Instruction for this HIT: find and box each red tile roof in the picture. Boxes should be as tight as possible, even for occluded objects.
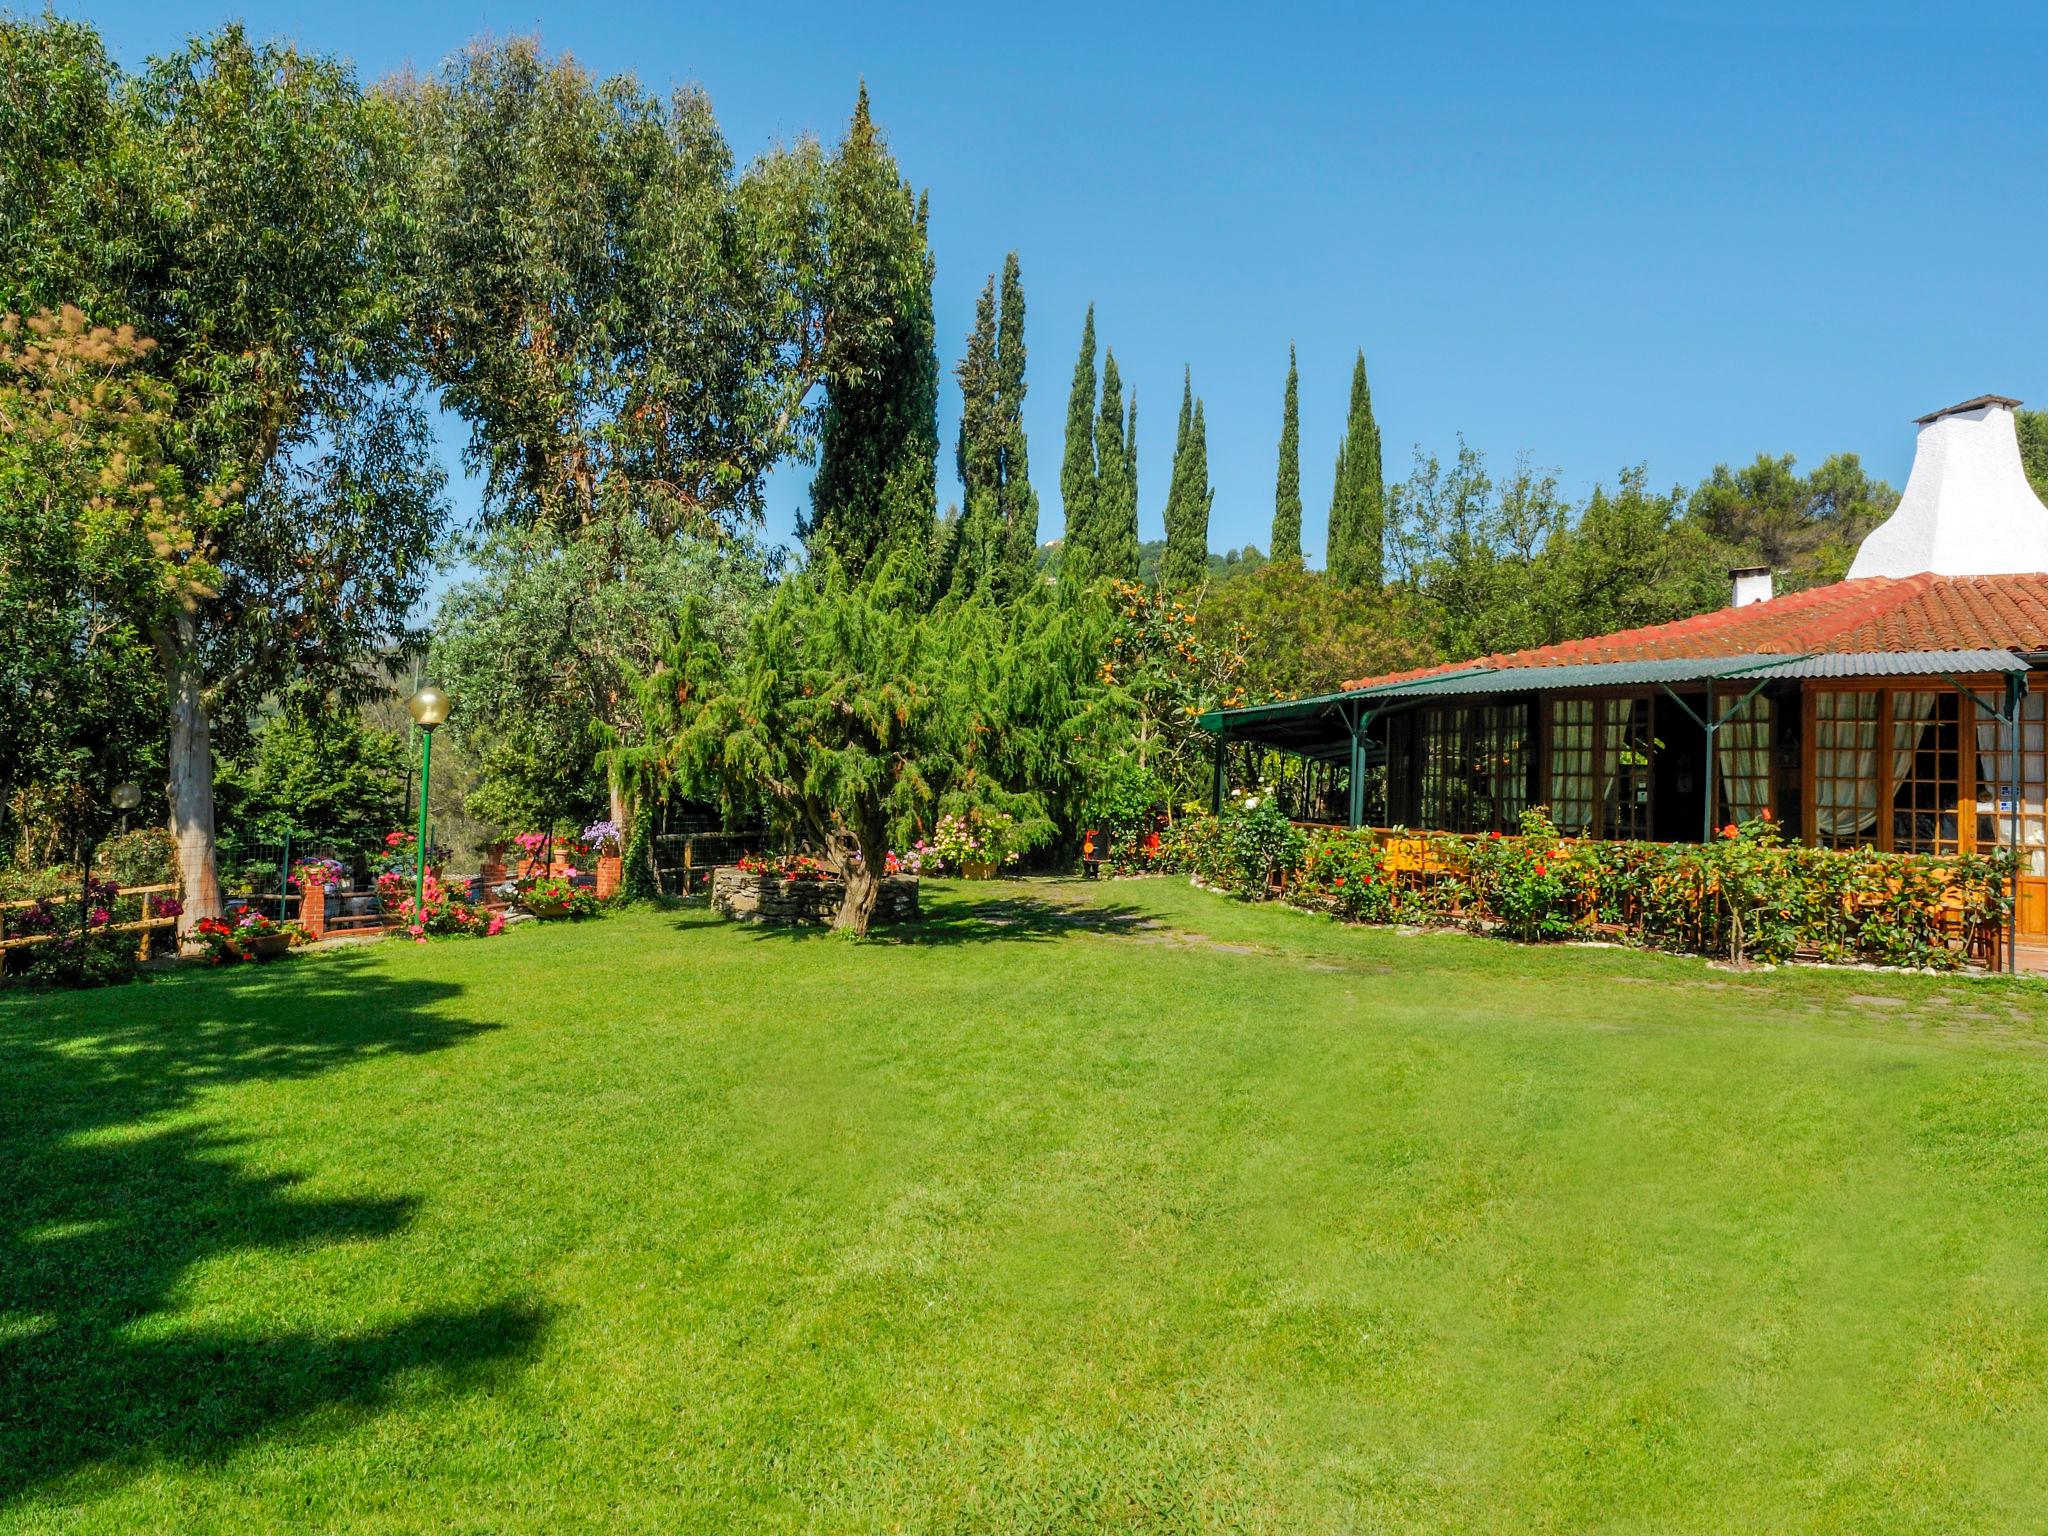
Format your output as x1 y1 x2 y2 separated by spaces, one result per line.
1342 574 2048 691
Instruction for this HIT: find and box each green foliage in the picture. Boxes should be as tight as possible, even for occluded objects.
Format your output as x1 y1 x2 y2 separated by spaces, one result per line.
1213 785 1306 899
994 255 1040 594
945 255 1039 602
1272 345 1303 564
1197 562 1435 700
431 521 773 833
1326 350 1384 588
18 928 140 989
1686 451 1897 591
400 39 844 544
808 90 940 595
212 702 408 867
1092 350 1138 582
620 562 1081 932
1098 580 1247 809
1159 373 1213 593
2020 410 2048 503
619 815 659 903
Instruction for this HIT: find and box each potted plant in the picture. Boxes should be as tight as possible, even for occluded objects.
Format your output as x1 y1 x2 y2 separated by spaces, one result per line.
232 909 295 959
520 875 579 919
930 810 1020 880
584 819 624 898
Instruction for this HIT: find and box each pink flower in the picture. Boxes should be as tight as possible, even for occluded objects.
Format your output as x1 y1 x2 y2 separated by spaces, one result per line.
486 916 504 936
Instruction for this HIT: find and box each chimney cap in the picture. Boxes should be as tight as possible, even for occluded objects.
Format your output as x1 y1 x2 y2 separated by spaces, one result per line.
1915 394 2022 426
1727 564 1772 578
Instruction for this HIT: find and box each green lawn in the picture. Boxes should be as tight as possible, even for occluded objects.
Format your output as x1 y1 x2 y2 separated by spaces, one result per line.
6 879 2048 1533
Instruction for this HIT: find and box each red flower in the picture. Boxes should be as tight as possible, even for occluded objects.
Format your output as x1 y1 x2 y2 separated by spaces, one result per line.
1535 862 1548 876
1489 831 1502 841
1721 823 1739 840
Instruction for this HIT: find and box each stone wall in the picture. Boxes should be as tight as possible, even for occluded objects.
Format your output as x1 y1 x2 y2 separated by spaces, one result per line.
710 867 920 926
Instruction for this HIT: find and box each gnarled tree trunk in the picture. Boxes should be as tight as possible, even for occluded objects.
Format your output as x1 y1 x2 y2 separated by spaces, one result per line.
827 818 889 937
155 615 220 936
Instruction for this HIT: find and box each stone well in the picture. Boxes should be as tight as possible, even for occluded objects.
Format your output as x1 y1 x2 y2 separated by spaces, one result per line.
709 866 919 926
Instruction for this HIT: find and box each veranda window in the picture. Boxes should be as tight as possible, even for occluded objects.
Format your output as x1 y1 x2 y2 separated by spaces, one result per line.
1808 685 2004 856
1418 703 1531 834
1974 692 2048 875
1547 699 1596 834
1544 696 1653 839
1600 697 1653 840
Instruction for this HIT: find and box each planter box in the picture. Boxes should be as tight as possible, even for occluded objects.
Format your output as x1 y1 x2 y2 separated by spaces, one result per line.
524 898 571 920
244 932 292 960
710 867 919 926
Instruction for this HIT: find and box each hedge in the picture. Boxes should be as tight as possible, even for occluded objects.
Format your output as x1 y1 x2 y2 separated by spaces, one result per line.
1159 802 2014 971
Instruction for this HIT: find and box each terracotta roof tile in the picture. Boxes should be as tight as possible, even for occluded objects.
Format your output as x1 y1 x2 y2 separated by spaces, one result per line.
1341 574 2048 691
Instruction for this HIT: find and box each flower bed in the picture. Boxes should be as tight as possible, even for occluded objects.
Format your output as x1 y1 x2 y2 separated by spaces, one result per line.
711 865 919 926
1159 806 2013 971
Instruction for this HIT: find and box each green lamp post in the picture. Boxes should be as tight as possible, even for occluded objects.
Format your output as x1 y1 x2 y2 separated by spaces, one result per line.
406 684 451 911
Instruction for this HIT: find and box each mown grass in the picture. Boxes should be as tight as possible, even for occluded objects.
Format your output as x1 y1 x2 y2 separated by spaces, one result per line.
5 877 2048 1533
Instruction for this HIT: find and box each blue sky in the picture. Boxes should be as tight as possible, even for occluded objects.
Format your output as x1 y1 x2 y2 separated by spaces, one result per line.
60 0 2048 565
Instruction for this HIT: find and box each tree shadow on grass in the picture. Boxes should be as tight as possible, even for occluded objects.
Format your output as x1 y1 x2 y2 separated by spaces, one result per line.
732 891 1163 948
0 955 544 1506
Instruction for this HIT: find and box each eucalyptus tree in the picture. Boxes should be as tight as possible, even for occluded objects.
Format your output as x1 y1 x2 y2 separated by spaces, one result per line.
0 19 445 929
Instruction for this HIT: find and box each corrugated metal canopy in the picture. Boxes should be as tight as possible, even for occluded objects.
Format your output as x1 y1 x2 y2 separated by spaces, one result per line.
1725 648 2026 678
1360 655 1806 698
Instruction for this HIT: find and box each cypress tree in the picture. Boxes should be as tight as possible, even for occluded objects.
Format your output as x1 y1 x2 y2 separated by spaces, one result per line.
995 252 1040 597
1272 344 1303 563
1160 371 1212 592
1060 304 1098 575
806 85 938 599
948 277 1004 598
1093 348 1138 583
1326 348 1384 589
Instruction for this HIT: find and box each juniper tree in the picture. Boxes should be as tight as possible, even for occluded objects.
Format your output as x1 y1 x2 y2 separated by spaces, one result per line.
995 253 1040 596
948 278 1005 598
805 89 940 598
1094 349 1139 582
1273 345 1303 563
1060 305 1099 575
1160 373 1213 592
1326 349 1385 588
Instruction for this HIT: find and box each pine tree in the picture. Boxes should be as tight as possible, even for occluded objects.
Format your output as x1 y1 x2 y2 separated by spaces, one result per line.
1272 344 1303 564
1093 348 1138 582
995 252 1040 597
1161 371 1212 592
948 277 1005 597
1060 305 1099 575
1325 348 1384 588
806 85 938 598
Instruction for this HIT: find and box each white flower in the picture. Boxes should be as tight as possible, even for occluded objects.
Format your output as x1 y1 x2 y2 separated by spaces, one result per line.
1244 796 1260 810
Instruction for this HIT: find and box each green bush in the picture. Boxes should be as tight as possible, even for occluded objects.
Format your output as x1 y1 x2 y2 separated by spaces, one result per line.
1159 810 2012 971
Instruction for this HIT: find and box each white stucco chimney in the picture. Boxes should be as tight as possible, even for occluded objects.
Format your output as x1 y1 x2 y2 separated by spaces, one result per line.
1847 395 2048 579
1729 565 1774 607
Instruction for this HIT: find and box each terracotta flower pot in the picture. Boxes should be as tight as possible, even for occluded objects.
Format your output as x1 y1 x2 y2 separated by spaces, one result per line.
595 853 622 900
962 859 997 880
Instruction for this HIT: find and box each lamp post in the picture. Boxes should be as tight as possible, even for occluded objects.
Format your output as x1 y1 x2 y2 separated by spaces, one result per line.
84 781 143 933
406 685 451 912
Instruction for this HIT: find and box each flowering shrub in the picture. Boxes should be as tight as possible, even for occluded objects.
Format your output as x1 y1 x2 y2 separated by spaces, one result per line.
736 853 835 881
581 820 623 854
1214 787 1307 899
1158 810 2013 971
391 872 503 938
21 930 138 988
928 811 1023 873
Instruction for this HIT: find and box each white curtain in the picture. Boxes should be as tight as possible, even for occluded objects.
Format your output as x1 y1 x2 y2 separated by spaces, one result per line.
1714 697 1773 825
1976 695 2048 875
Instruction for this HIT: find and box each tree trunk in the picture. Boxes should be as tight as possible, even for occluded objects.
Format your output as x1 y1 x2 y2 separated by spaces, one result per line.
156 616 220 936
828 821 888 937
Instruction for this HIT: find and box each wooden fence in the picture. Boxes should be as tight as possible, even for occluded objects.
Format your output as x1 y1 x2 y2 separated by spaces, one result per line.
0 883 181 978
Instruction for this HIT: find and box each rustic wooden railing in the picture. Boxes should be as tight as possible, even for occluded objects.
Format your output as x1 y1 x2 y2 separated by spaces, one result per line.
0 882 181 978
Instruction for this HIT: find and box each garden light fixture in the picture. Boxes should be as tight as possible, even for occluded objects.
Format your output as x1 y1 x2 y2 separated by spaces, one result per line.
406 684 452 912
